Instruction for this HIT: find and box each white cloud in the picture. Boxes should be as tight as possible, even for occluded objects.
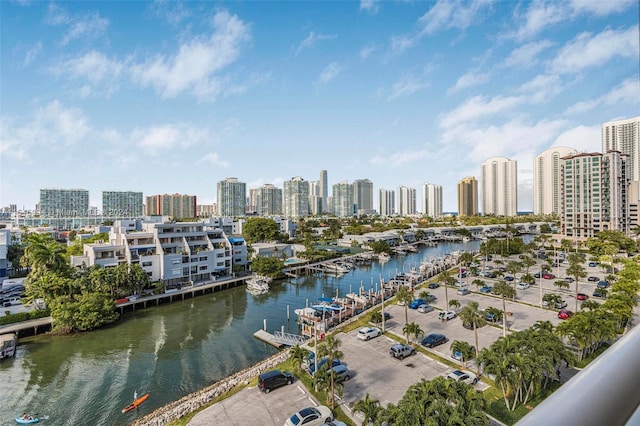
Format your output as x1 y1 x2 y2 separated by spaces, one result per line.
570 0 634 16
371 148 431 167
550 26 638 74
23 42 42 66
517 74 563 103
389 70 431 99
389 34 416 55
553 124 601 152
318 62 342 84
512 2 568 40
297 31 337 53
447 70 490 94
503 40 554 68
359 45 375 59
130 10 251 99
198 152 230 168
418 0 493 35
151 0 191 25
439 95 525 129
46 4 109 46
565 77 640 114
133 123 213 154
360 0 379 14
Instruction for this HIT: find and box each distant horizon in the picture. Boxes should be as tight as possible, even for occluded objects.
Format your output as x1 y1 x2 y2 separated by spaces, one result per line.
2 1 638 212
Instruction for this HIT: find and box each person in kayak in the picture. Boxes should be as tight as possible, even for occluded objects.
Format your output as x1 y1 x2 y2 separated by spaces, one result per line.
21 413 34 420
133 390 138 402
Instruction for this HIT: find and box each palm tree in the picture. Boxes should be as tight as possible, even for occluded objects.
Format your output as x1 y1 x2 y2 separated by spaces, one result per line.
532 320 554 333
402 321 423 345
418 290 433 302
396 285 413 326
553 280 570 292
370 311 382 326
450 340 475 367
458 301 486 369
472 278 485 291
492 281 516 337
439 269 455 308
353 393 382 425
567 253 587 312
318 335 343 409
449 299 461 312
288 345 309 373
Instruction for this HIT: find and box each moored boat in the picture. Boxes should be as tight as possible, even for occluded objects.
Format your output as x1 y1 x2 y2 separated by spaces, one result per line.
245 275 271 293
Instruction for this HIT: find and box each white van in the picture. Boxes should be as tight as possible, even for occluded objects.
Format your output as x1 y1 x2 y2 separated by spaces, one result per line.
3 297 22 307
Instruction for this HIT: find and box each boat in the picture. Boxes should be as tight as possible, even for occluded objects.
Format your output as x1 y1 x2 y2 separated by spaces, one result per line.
15 416 38 424
1 333 17 359
245 275 271 293
121 393 149 413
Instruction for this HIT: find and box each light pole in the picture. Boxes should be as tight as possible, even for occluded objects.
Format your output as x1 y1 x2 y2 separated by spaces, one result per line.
539 265 543 306
380 275 386 333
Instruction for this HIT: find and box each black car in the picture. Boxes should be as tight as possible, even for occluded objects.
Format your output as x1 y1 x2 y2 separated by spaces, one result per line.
258 369 294 393
428 282 440 289
421 333 448 348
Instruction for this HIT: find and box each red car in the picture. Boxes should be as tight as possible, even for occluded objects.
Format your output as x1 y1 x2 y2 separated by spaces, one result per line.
558 309 573 320
577 293 589 300
542 273 555 280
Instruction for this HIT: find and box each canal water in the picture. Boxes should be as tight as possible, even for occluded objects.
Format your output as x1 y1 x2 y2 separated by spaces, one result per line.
0 241 482 426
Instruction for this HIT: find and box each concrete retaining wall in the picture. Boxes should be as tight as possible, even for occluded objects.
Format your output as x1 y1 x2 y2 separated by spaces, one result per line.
131 349 291 426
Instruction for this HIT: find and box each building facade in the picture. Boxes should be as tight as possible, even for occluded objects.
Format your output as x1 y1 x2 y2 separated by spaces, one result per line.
319 170 328 213
308 180 322 215
533 147 577 216
561 151 630 239
39 188 89 217
283 176 309 218
145 194 197 218
398 186 416 216
102 191 144 217
379 189 395 217
602 116 640 181
256 184 283 216
217 178 246 217
353 179 374 212
422 183 442 218
457 177 478 216
481 157 518 216
332 181 355 217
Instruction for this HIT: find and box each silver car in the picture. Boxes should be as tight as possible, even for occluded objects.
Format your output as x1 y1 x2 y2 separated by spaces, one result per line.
418 304 434 313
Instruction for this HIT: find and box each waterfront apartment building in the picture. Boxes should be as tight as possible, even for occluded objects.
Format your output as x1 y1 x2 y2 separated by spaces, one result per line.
353 179 374 212
481 157 518 216
256 184 283 216
422 183 442 218
602 116 640 181
39 188 89 217
308 180 322 215
560 151 631 239
196 204 216 217
533 147 577 216
379 189 395 217
145 194 197 218
247 188 259 215
102 191 143 217
457 177 478 216
283 176 309 218
319 170 328 213
333 181 355 217
398 186 417 216
217 178 246 217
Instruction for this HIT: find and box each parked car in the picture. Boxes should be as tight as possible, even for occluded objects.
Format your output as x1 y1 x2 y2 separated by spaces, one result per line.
428 282 440 289
564 277 574 283
408 298 426 309
357 327 382 341
421 333 448 348
451 347 475 361
588 262 597 267
587 276 599 282
457 288 471 296
577 293 589 300
558 309 573 320
309 358 341 376
504 275 514 282
597 281 610 288
479 285 493 293
418 304 434 313
390 344 416 360
516 282 530 290
258 369 294 393
593 288 606 298
485 311 500 323
542 273 555 279
534 272 541 278
542 300 567 309
331 365 351 383
285 406 333 426
438 310 456 321
447 369 478 385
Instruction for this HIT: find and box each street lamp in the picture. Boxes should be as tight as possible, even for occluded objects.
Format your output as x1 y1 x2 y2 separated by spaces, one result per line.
539 265 543 306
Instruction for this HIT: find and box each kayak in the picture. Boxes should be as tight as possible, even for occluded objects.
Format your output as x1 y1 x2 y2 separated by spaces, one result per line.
15 417 39 424
121 393 149 413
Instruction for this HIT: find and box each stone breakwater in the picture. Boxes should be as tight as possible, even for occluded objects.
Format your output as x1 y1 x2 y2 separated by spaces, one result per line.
131 349 291 426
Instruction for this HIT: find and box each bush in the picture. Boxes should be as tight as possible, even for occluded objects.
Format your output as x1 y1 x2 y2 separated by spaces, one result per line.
0 309 50 325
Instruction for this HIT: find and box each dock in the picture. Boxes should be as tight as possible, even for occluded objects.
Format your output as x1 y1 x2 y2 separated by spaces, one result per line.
253 330 285 349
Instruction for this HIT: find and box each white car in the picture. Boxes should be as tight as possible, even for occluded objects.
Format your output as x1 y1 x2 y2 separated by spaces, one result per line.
447 369 478 385
438 310 456 321
516 282 530 290
357 327 382 341
285 406 333 426
418 304 434 313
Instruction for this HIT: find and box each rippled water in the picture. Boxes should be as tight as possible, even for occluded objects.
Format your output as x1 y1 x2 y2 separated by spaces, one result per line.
0 241 482 426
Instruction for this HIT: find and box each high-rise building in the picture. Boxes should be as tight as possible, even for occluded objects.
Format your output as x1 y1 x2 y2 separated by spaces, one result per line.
217 178 246 217
481 157 518 216
457 177 478 216
308 180 322 215
39 188 89 217
319 170 328 213
353 179 374 212
102 191 143 217
533 147 577 216
332 181 355 217
145 193 197 218
561 151 631 238
422 183 442 218
379 189 395 217
196 204 216 217
256 184 283 216
398 186 416 216
283 176 309 218
602 116 640 181
247 188 259 215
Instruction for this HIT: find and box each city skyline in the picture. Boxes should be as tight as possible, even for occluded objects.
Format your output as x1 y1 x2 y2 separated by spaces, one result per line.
1 1 639 212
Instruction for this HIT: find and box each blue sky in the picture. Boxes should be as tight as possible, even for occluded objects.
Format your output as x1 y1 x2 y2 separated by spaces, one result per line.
1 0 639 213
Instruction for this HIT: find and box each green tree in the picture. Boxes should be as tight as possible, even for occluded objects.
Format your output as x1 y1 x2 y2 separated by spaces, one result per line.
450 340 475 367
242 217 280 243
288 345 309 373
250 255 284 277
554 280 570 291
458 301 486 369
492 281 516 337
439 269 455 308
317 335 343 409
395 285 413 327
353 393 382 425
449 299 461 312
402 321 424 345
567 252 587 312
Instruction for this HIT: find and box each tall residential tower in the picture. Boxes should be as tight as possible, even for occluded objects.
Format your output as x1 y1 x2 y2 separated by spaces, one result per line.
481 157 517 216
457 177 478 216
217 178 246 217
602 116 640 181
422 183 442 218
533 147 577 215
